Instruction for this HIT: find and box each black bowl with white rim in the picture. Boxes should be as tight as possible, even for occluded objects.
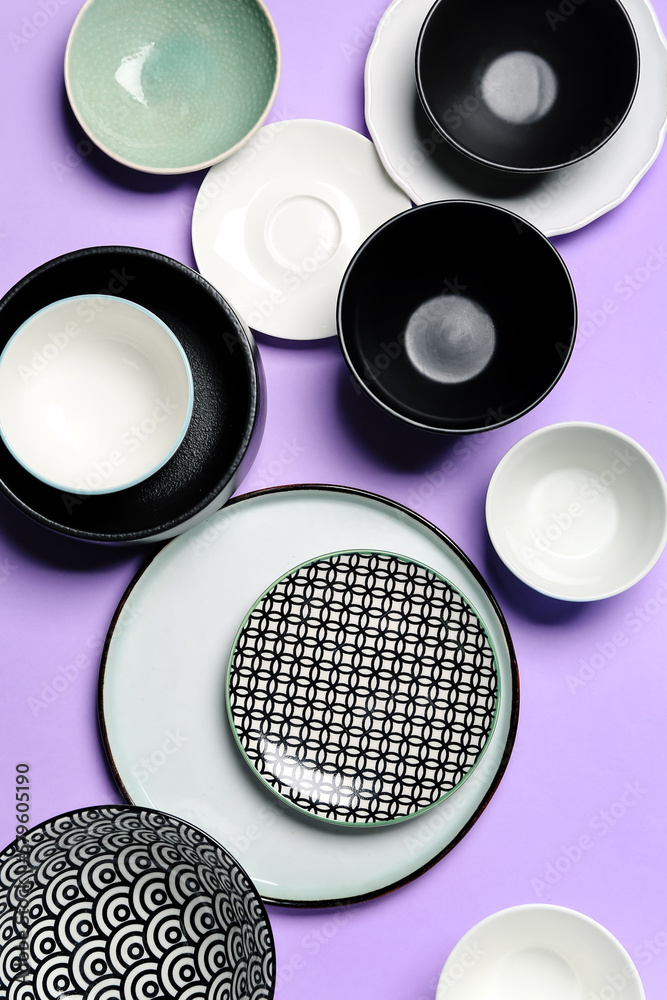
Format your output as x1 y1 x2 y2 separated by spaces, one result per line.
0 246 264 543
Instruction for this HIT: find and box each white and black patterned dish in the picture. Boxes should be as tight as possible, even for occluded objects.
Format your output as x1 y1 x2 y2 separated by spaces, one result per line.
0 805 275 1000
365 0 667 235
99 486 519 906
227 550 499 825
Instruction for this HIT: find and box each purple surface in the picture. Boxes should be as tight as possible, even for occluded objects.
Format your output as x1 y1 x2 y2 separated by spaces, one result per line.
1 0 667 996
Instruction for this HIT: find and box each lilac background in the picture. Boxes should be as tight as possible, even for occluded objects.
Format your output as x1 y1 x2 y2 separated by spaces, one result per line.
1 0 667 996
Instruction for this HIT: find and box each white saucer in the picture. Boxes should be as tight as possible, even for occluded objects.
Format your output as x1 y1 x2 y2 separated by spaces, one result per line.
100 486 519 906
486 422 667 601
191 119 411 340
0 295 193 494
365 0 667 236
435 904 645 1000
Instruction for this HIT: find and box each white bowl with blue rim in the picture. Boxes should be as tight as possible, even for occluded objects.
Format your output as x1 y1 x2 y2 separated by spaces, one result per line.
0 294 193 495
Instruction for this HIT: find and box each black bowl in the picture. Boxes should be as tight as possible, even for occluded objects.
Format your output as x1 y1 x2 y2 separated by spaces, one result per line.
416 0 640 173
0 247 265 543
336 201 577 434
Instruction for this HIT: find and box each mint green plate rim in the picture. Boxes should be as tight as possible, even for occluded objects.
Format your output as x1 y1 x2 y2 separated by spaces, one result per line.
63 0 282 176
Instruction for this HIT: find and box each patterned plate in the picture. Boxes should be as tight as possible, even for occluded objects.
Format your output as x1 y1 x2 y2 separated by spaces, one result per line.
0 805 275 1000
227 550 499 825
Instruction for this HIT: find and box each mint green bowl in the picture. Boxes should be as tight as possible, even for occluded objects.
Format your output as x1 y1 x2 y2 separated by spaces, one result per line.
65 0 281 174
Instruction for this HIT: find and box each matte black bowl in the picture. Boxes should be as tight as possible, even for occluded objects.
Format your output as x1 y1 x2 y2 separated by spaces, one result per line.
337 201 577 434
416 0 640 173
0 247 265 543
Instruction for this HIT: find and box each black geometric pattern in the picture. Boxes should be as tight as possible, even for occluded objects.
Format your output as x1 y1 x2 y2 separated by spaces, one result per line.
0 806 274 1000
228 551 498 824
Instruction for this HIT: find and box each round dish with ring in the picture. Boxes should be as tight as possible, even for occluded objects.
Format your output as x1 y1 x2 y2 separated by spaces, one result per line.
99 485 520 907
192 119 411 340
226 549 500 826
0 246 264 544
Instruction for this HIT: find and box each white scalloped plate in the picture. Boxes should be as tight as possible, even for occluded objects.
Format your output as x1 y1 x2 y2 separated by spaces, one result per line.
365 0 667 235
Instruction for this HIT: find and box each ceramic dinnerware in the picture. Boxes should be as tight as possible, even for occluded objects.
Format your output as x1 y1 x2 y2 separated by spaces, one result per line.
192 119 411 340
0 246 264 544
435 904 645 999
0 295 193 494
485 422 667 601
416 0 639 173
64 0 281 174
226 549 500 826
337 200 577 434
365 0 667 235
99 485 519 907
0 804 275 1000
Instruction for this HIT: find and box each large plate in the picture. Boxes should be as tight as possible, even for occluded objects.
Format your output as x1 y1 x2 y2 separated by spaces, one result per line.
99 486 519 907
365 0 667 236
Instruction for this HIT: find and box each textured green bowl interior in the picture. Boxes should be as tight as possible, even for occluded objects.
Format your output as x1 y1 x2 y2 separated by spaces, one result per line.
67 0 279 171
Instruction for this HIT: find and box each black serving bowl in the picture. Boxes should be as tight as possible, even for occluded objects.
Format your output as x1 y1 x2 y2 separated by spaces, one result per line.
416 0 640 173
0 246 265 543
337 201 577 434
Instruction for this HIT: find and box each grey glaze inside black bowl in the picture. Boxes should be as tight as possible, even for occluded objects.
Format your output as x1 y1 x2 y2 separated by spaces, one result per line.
337 201 577 434
0 247 264 543
416 0 640 173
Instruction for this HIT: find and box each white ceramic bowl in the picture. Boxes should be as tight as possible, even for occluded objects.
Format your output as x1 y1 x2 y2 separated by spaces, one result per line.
436 903 644 1000
0 295 193 494
435 904 645 999
486 422 667 601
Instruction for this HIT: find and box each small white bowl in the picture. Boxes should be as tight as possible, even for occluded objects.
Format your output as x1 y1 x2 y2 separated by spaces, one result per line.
0 295 193 494
436 904 645 1000
486 422 667 601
